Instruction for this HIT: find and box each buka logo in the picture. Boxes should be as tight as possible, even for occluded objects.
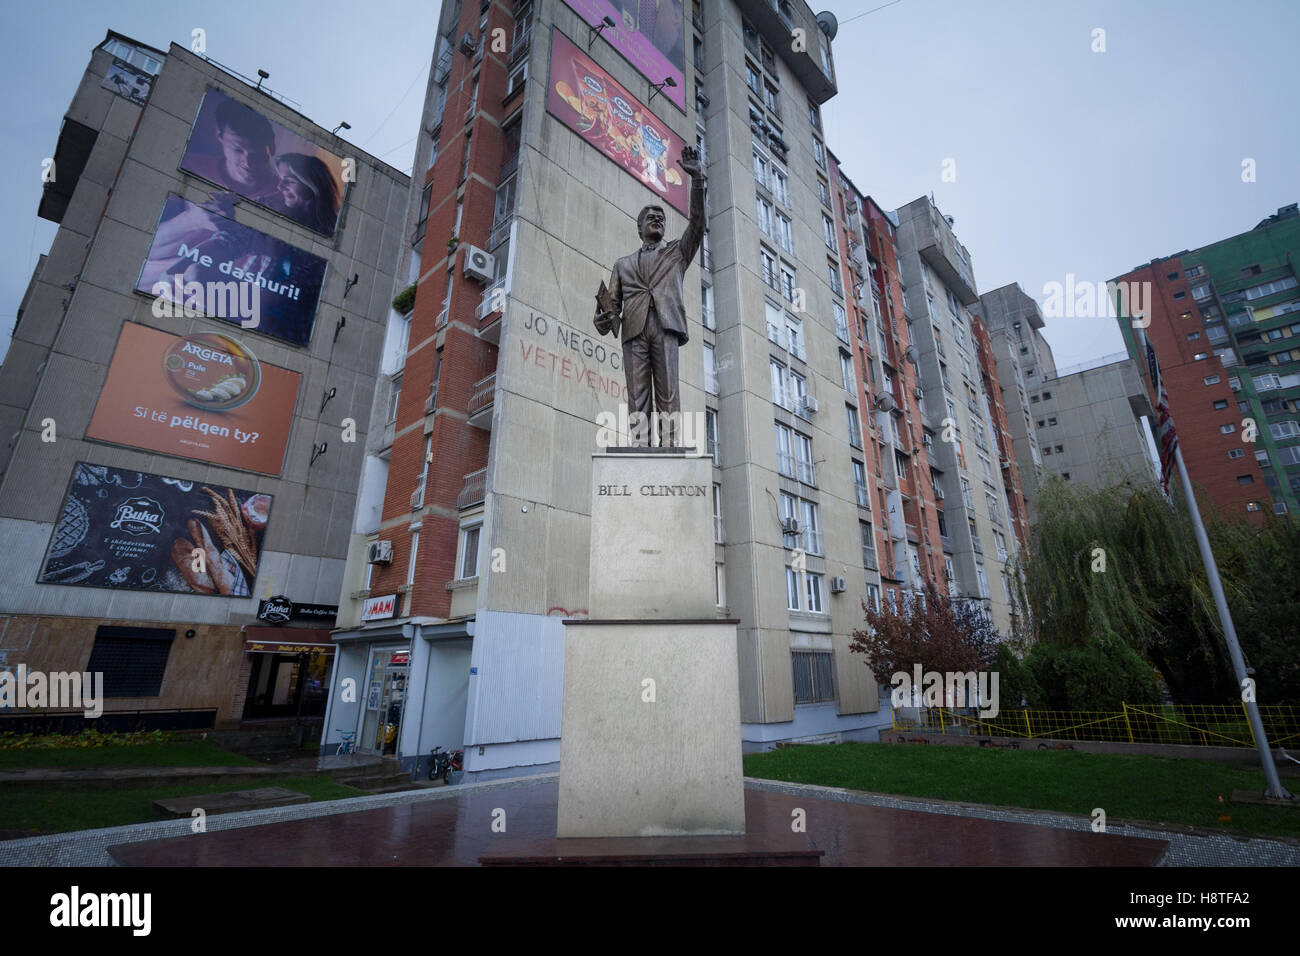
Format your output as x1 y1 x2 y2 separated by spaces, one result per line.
108 497 165 536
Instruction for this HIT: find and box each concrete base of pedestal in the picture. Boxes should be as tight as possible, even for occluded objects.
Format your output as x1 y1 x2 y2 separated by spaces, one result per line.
557 619 745 837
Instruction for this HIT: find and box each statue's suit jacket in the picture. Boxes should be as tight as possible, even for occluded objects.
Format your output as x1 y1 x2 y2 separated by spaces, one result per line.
600 177 707 344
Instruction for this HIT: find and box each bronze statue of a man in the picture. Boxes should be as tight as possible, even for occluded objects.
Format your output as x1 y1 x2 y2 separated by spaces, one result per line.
594 146 706 447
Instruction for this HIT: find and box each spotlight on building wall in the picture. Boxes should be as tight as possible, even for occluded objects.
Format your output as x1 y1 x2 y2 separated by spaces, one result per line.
343 273 360 299
255 69 269 91
648 75 677 104
588 15 616 49
311 441 329 466
334 315 346 344
320 386 337 414
332 121 351 135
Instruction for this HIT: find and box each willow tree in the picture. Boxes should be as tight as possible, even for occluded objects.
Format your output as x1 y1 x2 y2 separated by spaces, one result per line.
1011 475 1241 703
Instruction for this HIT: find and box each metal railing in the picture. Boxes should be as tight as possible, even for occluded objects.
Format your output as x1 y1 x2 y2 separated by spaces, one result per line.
457 468 487 510
893 703 1300 749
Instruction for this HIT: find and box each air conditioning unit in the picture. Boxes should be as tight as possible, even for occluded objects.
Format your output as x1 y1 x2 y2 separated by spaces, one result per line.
830 576 847 593
410 486 424 511
459 32 478 55
367 540 394 565
798 395 819 415
913 385 924 399
781 516 801 535
462 245 495 283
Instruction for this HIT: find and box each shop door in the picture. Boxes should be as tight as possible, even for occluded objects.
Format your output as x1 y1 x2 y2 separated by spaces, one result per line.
359 648 409 754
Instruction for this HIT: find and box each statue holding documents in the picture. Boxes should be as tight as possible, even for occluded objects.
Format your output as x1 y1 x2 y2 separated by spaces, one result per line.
594 146 707 447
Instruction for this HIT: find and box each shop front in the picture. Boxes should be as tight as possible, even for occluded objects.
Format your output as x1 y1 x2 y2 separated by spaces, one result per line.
241 627 335 720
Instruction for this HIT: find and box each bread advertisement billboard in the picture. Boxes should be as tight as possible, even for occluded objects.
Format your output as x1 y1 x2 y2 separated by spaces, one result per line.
38 462 273 598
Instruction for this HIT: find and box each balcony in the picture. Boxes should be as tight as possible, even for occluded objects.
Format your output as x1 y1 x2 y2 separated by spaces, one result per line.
457 467 487 510
738 0 837 103
905 522 919 543
467 372 496 430
915 205 978 305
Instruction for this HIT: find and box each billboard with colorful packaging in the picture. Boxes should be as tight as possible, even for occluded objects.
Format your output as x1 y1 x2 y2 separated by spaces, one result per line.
546 29 689 215
558 0 685 111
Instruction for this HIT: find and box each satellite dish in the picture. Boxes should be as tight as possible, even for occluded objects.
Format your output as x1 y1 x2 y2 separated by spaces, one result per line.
816 11 838 40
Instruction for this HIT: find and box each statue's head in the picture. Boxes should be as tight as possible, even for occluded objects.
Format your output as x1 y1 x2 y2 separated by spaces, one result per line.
637 204 666 242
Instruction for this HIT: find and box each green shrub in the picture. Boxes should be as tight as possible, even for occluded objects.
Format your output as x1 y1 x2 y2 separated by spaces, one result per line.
1024 635 1161 710
391 283 417 314
991 642 1043 709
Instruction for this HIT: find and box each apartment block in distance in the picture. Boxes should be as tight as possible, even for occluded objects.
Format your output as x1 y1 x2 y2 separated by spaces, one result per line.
323 0 908 780
1113 203 1300 520
893 198 1022 634
978 282 1154 520
0 33 409 730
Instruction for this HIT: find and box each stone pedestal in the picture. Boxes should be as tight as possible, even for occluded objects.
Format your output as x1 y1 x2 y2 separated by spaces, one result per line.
557 449 745 838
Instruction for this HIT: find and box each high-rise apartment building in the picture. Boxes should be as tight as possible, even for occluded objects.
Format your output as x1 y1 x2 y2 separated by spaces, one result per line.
0 33 409 727
1113 203 1300 519
324 0 923 779
892 198 1021 633
978 282 1154 519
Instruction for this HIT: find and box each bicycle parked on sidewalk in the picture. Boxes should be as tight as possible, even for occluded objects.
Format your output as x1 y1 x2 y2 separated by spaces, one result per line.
335 729 358 756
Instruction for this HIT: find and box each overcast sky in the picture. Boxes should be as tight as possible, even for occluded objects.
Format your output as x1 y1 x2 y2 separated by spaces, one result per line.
2 0 1297 368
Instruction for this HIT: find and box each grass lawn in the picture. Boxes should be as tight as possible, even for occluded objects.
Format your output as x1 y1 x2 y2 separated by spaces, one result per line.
743 742 1300 840
0 739 260 771
0 776 365 837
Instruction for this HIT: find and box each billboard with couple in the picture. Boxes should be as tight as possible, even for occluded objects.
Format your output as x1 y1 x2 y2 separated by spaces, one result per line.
180 86 346 236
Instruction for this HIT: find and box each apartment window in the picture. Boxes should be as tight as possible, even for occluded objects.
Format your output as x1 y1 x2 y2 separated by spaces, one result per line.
986 491 1001 526
833 302 849 343
1228 448 1245 459
86 626 175 698
775 421 795 476
765 299 783 345
960 477 973 509
781 263 797 304
701 281 715 330
712 483 724 542
790 369 807 409
506 58 528 97
1237 475 1255 485
865 582 881 612
792 650 835 704
976 568 990 599
1275 445 1300 466
808 98 822 131
458 525 480 579
794 431 816 484
785 312 805 360
822 214 836 250
1246 501 1262 512
1055 444 1063 453
764 80 779 115
413 182 433 244
1193 352 1209 361
1173 291 1187 300
847 404 863 449
852 460 870 508
785 566 801 610
745 61 761 94
817 177 831 208
706 408 719 465
1269 420 1300 439
760 247 779 292
1187 331 1201 341
1204 375 1220 385
770 164 789 205
827 260 843 296
895 450 909 481
756 196 774 237
804 572 824 612
715 562 726 607
812 137 826 170
840 351 855 392
753 147 769 189
1213 399 1229 410
703 343 718 394
1042 391 1052 399
775 212 794 253
1047 416 1058 427
388 376 402 423
1185 264 1204 278
770 359 789 407
1220 423 1235 434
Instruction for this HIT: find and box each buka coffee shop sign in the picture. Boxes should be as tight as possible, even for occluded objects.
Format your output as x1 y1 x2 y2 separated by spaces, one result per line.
256 595 339 626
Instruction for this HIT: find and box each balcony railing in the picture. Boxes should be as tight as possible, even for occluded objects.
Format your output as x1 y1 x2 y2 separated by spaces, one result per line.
457 467 487 510
467 372 496 429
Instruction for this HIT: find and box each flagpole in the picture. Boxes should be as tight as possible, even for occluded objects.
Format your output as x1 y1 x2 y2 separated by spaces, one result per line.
1138 328 1292 799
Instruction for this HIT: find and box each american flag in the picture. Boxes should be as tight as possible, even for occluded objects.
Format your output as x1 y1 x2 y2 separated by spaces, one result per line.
1144 335 1179 493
